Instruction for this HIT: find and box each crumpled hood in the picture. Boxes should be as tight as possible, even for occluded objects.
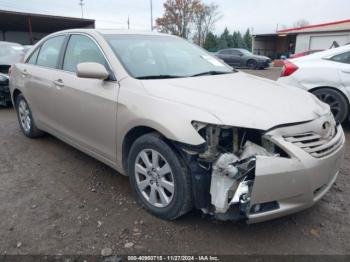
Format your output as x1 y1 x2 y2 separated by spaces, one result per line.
141 72 329 130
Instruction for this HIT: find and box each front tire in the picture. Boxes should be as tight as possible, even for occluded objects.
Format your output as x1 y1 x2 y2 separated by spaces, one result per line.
312 88 349 123
128 133 193 220
15 94 44 138
247 59 257 69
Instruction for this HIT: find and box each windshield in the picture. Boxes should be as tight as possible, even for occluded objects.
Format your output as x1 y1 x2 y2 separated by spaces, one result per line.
103 34 233 79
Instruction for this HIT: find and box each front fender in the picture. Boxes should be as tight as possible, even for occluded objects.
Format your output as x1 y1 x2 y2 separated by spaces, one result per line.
115 83 223 171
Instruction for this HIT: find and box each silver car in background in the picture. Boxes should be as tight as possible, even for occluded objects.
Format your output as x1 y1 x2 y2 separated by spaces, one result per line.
10 29 345 223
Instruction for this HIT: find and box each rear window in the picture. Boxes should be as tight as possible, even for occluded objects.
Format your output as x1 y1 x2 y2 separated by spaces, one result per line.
330 51 350 64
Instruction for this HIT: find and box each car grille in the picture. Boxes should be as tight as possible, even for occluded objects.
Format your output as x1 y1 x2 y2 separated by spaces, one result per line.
283 125 343 158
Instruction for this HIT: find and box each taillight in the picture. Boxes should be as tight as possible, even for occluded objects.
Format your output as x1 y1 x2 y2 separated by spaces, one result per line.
280 60 298 77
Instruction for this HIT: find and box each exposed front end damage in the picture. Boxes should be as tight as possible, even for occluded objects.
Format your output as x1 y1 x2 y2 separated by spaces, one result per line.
0 72 11 107
175 113 345 223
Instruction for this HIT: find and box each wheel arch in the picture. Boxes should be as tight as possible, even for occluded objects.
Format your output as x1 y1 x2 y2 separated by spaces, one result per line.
121 124 200 175
309 86 350 122
122 126 169 173
12 89 22 105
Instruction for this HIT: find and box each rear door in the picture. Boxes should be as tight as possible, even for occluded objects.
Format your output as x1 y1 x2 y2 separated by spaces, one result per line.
53 34 118 161
23 35 67 129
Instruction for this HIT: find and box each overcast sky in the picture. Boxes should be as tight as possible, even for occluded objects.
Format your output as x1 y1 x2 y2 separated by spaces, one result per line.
0 0 349 34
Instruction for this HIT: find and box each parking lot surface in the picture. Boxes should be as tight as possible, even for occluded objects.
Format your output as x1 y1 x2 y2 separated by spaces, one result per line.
0 68 349 255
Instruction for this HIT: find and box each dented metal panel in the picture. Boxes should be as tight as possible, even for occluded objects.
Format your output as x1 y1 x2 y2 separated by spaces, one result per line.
203 112 345 223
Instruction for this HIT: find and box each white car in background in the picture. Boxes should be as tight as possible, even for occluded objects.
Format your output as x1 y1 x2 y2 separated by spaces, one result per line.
278 45 350 123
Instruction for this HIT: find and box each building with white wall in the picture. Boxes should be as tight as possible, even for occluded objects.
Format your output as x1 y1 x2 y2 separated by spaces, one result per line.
252 19 350 59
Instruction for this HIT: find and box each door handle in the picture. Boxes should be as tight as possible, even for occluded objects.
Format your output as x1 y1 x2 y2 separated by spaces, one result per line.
341 69 350 74
53 79 64 88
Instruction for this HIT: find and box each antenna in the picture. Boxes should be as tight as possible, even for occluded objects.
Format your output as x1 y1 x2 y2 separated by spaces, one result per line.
79 0 85 18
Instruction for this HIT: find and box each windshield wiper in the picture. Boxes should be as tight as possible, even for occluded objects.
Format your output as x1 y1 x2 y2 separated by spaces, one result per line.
190 71 234 77
136 75 184 80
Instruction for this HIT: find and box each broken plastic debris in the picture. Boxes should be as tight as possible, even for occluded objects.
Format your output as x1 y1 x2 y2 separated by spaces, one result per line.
213 153 239 176
240 141 273 159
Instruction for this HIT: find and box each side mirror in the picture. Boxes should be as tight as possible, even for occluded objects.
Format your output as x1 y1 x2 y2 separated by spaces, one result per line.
76 62 109 80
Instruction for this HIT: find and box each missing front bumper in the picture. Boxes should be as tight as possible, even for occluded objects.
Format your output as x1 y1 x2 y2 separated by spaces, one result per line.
209 140 344 223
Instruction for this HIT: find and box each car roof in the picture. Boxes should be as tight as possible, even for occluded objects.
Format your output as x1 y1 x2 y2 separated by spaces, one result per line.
292 44 350 62
55 28 172 37
220 48 240 51
219 48 250 52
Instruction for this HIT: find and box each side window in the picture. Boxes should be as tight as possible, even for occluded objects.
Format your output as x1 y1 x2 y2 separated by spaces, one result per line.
63 35 106 72
27 48 40 65
231 50 241 56
37 36 66 68
330 52 350 64
220 50 232 55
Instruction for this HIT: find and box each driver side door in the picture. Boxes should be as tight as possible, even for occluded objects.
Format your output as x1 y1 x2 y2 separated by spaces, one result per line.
53 34 119 162
230 50 243 67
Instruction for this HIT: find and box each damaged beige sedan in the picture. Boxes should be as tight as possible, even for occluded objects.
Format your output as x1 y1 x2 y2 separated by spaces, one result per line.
10 29 345 223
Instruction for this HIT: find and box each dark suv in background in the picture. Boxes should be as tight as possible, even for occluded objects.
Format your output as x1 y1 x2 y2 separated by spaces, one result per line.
215 48 271 69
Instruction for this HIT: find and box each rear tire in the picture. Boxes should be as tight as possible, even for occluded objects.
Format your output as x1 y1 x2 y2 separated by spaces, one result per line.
128 133 193 220
312 88 349 123
15 94 44 138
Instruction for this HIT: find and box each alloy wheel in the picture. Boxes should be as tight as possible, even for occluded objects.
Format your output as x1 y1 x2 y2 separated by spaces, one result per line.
134 149 175 208
18 99 31 133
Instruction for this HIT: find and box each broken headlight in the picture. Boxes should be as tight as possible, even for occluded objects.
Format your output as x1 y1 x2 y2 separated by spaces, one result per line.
191 121 288 161
192 122 289 218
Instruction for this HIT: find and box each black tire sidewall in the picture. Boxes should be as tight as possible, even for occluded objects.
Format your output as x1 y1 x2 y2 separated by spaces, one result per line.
312 88 349 123
128 133 192 220
247 60 257 69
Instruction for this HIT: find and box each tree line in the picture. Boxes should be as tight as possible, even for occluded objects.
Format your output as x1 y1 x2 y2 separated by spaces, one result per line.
203 28 252 52
156 0 252 52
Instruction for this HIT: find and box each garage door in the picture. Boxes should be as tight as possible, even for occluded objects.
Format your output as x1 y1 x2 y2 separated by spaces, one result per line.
309 35 349 50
